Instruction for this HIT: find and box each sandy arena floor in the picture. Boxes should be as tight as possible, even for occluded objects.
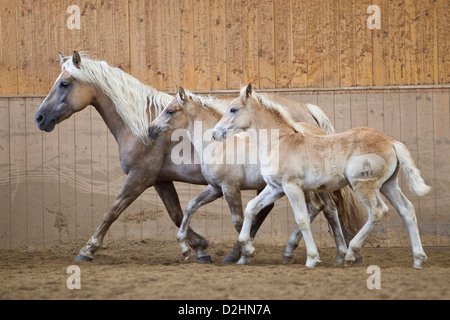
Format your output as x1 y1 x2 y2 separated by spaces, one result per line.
0 239 448 300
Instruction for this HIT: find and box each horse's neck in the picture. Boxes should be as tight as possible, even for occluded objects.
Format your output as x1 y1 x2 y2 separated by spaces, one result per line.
247 102 299 161
92 91 132 144
187 106 222 156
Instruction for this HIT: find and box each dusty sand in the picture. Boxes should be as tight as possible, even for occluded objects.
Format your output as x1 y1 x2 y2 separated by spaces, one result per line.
0 239 448 300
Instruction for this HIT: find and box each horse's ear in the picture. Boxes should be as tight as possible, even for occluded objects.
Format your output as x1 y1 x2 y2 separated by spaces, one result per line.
241 83 253 101
245 83 253 99
59 52 69 64
72 51 81 68
177 86 187 105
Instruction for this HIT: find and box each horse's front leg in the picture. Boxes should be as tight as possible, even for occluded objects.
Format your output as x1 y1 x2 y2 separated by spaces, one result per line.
238 186 283 264
177 185 222 260
75 174 149 261
154 181 211 263
223 189 275 263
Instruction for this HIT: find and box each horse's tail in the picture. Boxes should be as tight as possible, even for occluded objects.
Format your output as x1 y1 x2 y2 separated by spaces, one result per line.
306 103 335 135
332 186 379 245
393 141 431 197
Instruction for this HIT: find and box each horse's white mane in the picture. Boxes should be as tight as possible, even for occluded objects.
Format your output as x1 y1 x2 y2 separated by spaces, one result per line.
249 88 306 136
182 89 228 114
62 53 172 144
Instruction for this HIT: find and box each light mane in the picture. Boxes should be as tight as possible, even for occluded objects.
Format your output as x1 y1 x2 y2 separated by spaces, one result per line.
183 90 228 114
254 92 306 136
62 53 172 144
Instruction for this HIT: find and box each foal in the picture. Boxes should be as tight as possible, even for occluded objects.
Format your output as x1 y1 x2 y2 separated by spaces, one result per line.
212 84 430 269
148 87 347 265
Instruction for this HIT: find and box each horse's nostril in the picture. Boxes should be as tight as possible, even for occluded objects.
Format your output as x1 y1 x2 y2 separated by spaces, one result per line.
36 114 44 124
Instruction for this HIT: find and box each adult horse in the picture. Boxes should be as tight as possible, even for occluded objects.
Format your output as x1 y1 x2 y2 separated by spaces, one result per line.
35 52 365 263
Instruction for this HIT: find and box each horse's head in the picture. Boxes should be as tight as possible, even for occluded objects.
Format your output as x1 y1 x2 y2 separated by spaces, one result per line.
148 86 192 140
212 83 254 141
35 51 96 132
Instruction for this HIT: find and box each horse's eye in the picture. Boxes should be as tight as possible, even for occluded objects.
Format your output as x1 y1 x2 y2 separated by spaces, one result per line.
230 108 237 114
167 109 174 115
60 81 69 88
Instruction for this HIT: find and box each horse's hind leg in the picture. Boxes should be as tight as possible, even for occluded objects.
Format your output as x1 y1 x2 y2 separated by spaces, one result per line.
380 176 427 269
319 192 347 266
283 191 323 264
344 185 388 266
177 184 223 261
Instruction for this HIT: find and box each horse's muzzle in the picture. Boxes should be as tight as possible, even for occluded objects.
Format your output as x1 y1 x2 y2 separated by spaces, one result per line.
35 112 57 132
148 125 162 140
212 128 226 142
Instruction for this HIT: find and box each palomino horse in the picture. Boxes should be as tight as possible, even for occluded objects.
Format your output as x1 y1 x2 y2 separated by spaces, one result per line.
35 51 365 263
212 84 430 269
148 87 347 265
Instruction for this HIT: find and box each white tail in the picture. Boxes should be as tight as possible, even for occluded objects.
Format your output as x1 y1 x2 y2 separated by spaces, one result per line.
393 141 431 197
306 104 335 134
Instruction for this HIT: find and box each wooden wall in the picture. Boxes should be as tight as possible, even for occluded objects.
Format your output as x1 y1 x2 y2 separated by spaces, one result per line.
0 88 449 249
0 0 449 96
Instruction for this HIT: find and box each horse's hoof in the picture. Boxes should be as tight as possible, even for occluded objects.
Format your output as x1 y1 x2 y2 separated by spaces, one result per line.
75 254 93 262
344 260 354 267
282 255 293 264
196 255 211 264
223 255 239 263
182 249 191 261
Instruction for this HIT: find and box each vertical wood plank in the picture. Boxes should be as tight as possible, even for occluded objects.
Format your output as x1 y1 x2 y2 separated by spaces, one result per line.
209 0 227 90
338 0 355 87
436 0 449 84
194 0 211 90
129 0 146 84
306 0 323 88
113 0 130 73
433 90 450 245
226 0 242 89
1 0 18 94
25 98 43 249
32 0 50 95
367 91 384 132
179 0 195 89
9 99 27 248
322 0 339 88
350 91 367 127
257 0 275 89
273 0 291 88
241 0 258 88
48 0 65 86
145 0 163 90
404 0 422 85
372 0 389 86
42 97 62 246
16 0 34 95
160 0 179 91
0 99 11 249
421 0 438 84
355 0 372 86
334 92 352 132
416 91 436 245
387 0 405 85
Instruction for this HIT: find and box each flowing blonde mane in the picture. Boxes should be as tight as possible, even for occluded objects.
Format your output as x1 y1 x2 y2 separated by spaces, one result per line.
183 90 228 114
253 91 306 136
62 53 172 144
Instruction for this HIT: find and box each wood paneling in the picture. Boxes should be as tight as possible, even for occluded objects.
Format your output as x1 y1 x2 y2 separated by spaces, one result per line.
0 88 448 249
1 0 448 96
